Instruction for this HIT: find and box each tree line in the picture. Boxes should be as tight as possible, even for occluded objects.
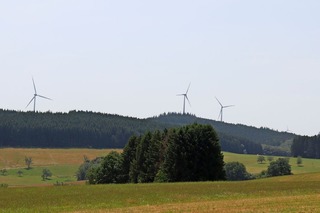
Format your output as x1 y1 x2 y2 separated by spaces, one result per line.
0 109 289 155
291 134 320 159
0 109 164 148
78 123 226 183
152 113 295 147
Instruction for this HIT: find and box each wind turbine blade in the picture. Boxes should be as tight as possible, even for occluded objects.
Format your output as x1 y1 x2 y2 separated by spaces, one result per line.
37 94 52 100
215 97 223 107
185 95 191 106
32 77 37 94
224 105 235 108
177 94 185 96
26 97 35 108
186 82 191 94
218 109 221 120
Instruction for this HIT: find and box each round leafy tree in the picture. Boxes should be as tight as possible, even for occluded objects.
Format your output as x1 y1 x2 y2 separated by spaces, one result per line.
267 158 292 177
225 161 251 181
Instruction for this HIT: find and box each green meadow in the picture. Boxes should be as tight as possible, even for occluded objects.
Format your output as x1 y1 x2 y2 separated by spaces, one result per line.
0 148 117 186
1 149 320 186
223 152 320 175
0 165 79 186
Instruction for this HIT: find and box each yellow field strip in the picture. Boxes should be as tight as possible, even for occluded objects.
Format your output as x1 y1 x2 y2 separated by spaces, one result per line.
80 194 320 213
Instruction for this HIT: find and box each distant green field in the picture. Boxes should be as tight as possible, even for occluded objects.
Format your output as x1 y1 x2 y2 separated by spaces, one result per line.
223 152 320 174
0 148 117 168
0 165 79 186
1 149 320 186
0 148 117 186
1 173 320 212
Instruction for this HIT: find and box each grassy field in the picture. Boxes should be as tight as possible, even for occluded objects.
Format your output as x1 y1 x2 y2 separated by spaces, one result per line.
0 148 118 168
1 149 320 212
1 148 320 186
0 148 119 186
223 152 320 174
1 172 320 212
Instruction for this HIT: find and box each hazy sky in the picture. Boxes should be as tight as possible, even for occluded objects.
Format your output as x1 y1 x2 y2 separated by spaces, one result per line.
1 1 319 136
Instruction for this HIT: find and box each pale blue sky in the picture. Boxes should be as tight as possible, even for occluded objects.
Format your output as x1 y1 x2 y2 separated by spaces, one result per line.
0 1 319 136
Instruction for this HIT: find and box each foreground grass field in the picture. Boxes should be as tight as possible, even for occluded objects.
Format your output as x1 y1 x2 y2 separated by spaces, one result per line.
1 148 320 186
1 172 320 212
2 149 320 212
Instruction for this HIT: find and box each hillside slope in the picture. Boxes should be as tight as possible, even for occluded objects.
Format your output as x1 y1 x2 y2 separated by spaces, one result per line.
149 113 295 146
0 110 295 155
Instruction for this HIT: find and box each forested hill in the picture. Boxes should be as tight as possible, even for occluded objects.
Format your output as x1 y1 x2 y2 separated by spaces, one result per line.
149 113 296 146
0 110 295 155
0 109 164 148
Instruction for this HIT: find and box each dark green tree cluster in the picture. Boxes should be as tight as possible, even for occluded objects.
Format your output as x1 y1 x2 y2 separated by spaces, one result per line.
219 133 263 155
291 135 320 159
266 158 292 177
257 157 292 178
87 151 123 184
224 162 252 181
86 123 226 184
76 156 103 181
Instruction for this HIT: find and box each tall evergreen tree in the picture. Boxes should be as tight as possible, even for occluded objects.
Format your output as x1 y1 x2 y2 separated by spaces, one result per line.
121 135 139 182
144 130 162 182
157 124 225 182
135 132 152 183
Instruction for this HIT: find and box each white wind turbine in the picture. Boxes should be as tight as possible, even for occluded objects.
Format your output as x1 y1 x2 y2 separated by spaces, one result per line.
177 83 191 114
215 97 234 122
26 78 52 112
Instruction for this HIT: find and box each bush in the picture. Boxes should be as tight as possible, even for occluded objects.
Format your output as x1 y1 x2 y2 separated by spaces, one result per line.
76 157 103 181
87 151 123 184
267 156 274 162
17 170 23 177
297 156 303 166
225 162 252 181
41 168 52 180
257 155 265 164
256 170 268 179
267 158 292 177
0 169 7 176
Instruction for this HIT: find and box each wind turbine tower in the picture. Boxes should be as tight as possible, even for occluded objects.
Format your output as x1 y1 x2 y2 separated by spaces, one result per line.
215 97 234 122
26 78 52 112
177 83 191 114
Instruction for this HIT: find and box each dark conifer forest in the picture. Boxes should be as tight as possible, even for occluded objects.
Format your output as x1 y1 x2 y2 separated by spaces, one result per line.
291 135 320 158
0 109 296 155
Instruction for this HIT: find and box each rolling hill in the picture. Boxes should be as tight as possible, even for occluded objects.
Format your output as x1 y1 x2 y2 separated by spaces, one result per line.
0 109 296 155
